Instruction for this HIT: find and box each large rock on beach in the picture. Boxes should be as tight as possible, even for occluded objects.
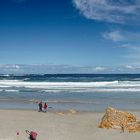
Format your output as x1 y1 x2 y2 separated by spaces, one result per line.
99 107 140 132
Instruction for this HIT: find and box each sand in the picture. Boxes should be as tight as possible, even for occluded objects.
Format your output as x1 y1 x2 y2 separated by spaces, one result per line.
0 109 140 140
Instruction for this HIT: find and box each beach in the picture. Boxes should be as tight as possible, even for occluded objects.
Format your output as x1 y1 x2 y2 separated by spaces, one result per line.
0 74 140 139
1 0 140 138
0 109 140 140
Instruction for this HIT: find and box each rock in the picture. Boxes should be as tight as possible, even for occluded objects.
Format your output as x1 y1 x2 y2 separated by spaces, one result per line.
99 107 140 132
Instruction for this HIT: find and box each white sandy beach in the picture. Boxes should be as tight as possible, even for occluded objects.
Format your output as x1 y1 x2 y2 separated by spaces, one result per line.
0 109 139 140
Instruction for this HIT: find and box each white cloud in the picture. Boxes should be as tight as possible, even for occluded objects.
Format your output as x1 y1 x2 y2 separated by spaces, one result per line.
103 30 125 42
125 65 135 69
124 65 140 70
73 0 140 23
118 44 140 50
103 30 140 43
94 67 105 71
13 64 20 69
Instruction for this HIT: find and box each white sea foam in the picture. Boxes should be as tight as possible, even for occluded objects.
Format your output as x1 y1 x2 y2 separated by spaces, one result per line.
4 90 19 92
0 80 118 87
40 88 140 93
3 74 10 77
83 88 140 92
0 80 140 92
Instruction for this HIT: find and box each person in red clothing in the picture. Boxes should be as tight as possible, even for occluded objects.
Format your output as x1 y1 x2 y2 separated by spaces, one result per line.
26 130 38 140
43 102 48 112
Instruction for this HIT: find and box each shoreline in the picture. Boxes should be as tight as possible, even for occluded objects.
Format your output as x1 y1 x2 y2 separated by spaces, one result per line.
0 98 140 112
0 105 139 113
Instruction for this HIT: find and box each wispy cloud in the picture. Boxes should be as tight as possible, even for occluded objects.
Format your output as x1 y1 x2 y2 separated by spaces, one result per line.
102 30 125 42
73 0 140 23
103 29 140 43
102 29 140 64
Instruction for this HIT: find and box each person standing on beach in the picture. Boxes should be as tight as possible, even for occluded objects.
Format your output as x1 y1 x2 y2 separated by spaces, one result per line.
43 102 48 112
38 101 43 112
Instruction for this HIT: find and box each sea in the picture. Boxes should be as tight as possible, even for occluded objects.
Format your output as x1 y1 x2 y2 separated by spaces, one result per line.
0 74 140 112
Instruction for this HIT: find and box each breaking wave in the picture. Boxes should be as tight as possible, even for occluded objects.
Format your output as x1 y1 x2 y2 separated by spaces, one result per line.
0 80 140 92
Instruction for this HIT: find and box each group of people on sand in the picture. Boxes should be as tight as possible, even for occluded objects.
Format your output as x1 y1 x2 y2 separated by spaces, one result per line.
38 101 48 112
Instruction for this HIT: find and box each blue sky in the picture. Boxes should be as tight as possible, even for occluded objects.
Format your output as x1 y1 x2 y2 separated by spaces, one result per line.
0 0 140 73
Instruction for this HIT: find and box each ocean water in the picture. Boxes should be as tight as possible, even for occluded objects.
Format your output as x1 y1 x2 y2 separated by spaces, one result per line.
0 74 140 111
